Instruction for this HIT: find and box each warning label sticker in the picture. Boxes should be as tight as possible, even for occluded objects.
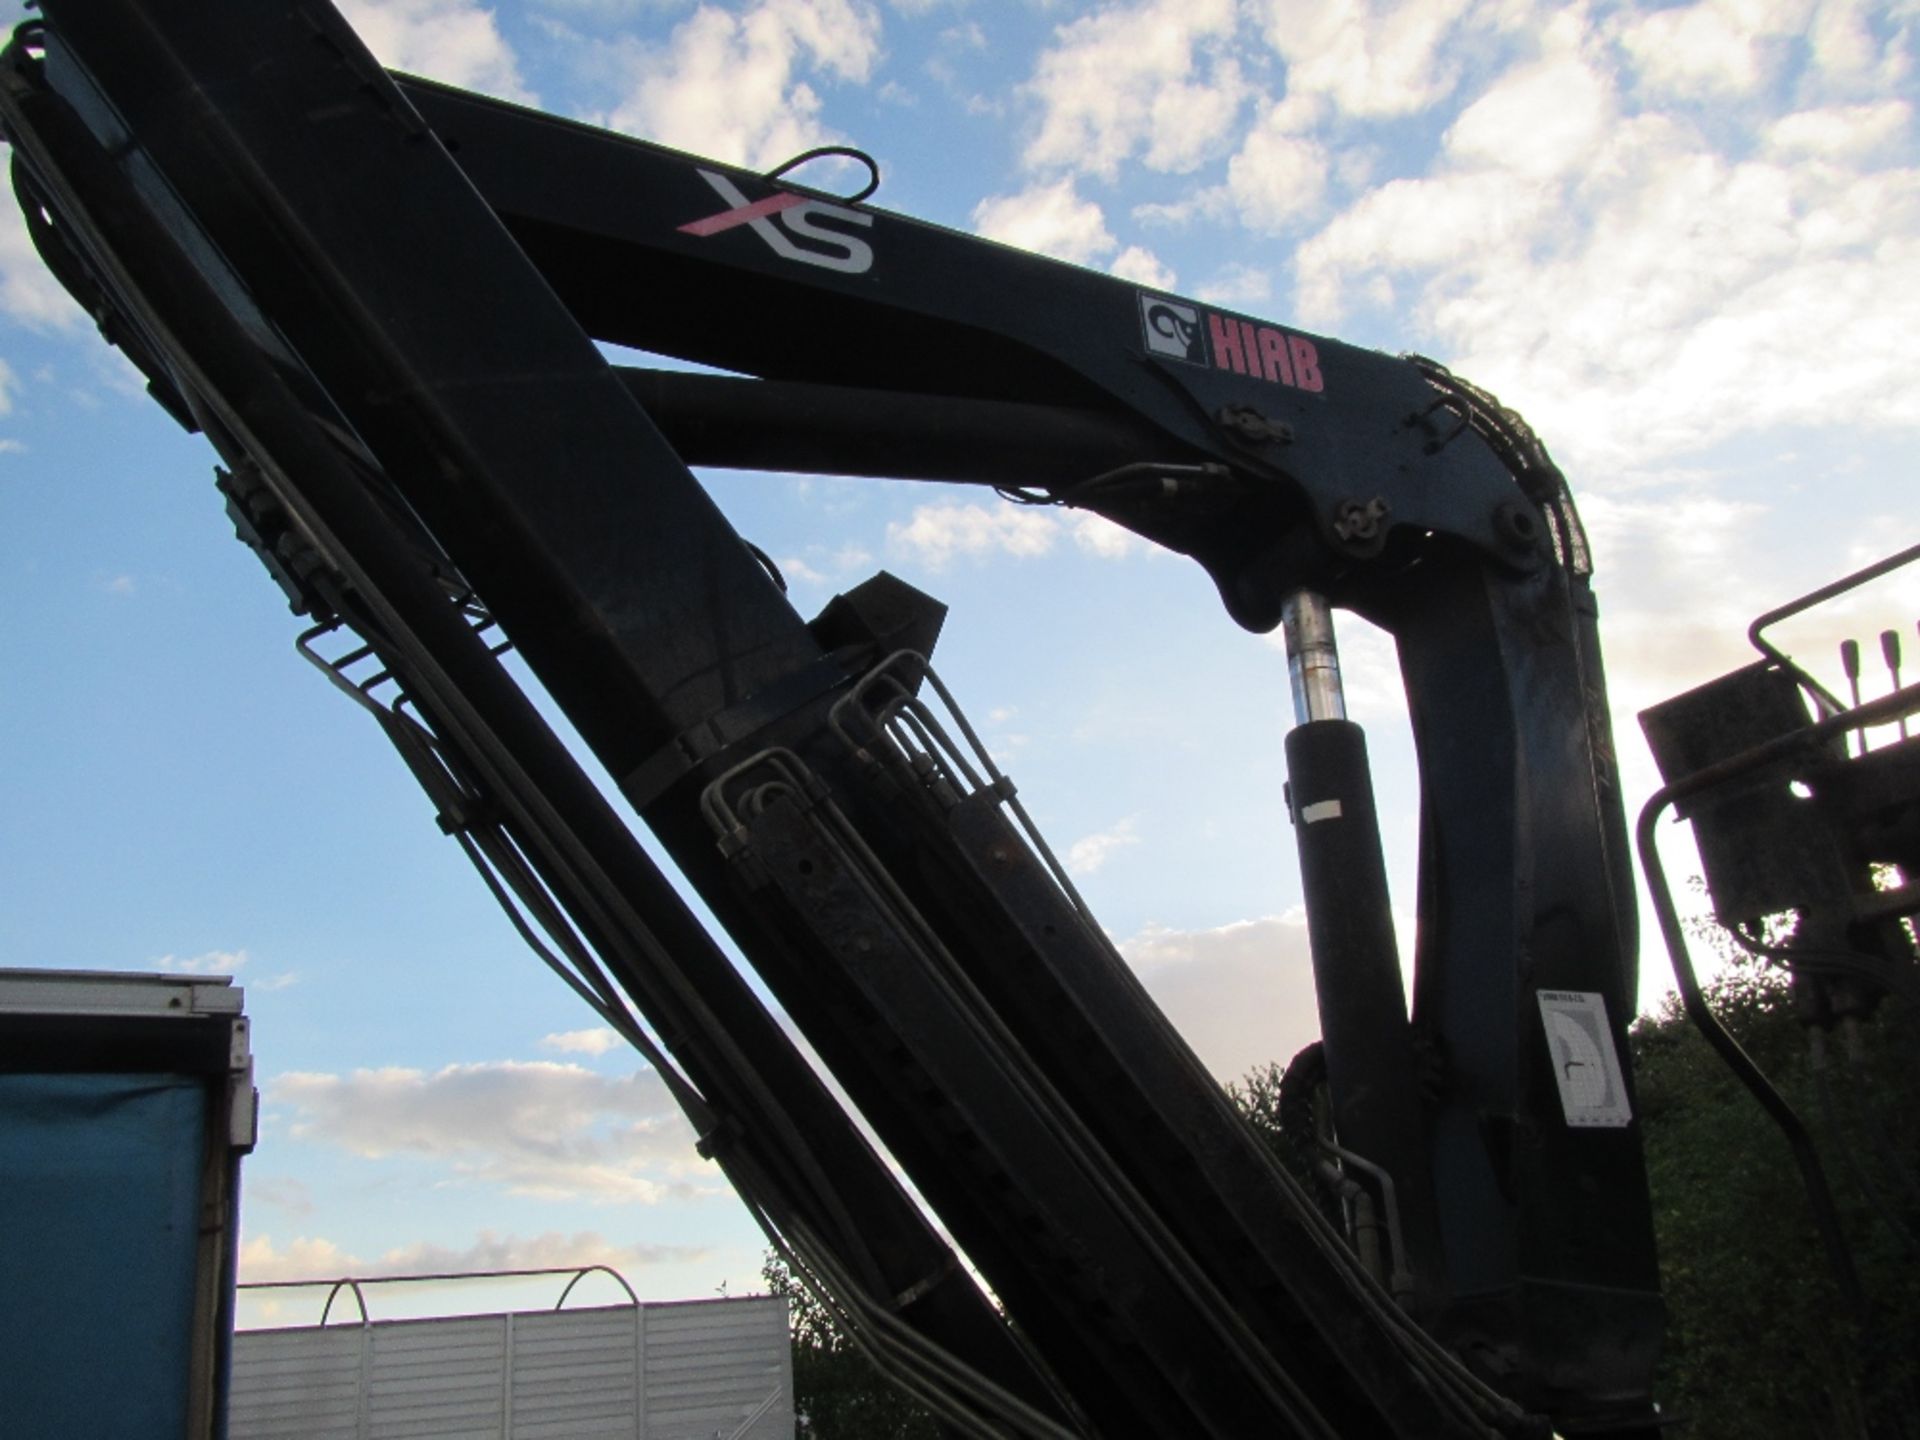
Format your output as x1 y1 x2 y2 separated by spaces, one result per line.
1536 990 1632 1129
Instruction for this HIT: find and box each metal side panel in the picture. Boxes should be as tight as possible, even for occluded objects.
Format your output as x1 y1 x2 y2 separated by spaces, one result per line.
225 1327 362 1440
639 1298 793 1440
366 1315 509 1437
229 1299 792 1440
509 1308 641 1438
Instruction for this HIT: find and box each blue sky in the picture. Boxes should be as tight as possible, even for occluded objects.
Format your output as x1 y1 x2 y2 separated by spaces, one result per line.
3 0 1917 1318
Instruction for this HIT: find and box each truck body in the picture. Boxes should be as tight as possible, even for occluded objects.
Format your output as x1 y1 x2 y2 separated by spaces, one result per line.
0 969 255 1440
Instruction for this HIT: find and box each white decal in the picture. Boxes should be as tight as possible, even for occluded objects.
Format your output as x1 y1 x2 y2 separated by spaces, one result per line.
1537 990 1632 1128
682 169 874 275
1139 294 1205 365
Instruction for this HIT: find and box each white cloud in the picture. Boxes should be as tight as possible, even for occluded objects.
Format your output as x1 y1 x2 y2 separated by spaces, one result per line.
1066 816 1141 875
1614 0 1804 101
1294 169 1546 319
1806 0 1905 91
1766 100 1912 158
602 0 882 168
1119 914 1322 1082
237 1234 352 1283
972 178 1117 266
0 204 86 332
1132 187 1235 229
939 20 987 51
1109 244 1177 289
271 1060 703 1204
779 556 828 584
1023 0 1247 179
364 1229 706 1276
1194 261 1274 306
1253 0 1477 120
238 1229 703 1284
1444 52 1615 181
885 500 1146 568
1070 512 1142 558
155 948 248 975
887 500 1059 566
542 1026 625 1056
337 0 534 102
1574 489 1775 714
1291 39 1920 476
771 539 873 588
91 344 151 404
1224 98 1329 231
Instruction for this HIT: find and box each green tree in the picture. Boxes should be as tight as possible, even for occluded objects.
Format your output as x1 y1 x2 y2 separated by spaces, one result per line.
1631 956 1919 1439
1230 960 1918 1438
1226 1057 1290 1152
761 1252 941 1439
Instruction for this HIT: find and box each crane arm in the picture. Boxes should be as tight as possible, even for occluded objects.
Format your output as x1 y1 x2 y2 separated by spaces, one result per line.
1 3 1661 1433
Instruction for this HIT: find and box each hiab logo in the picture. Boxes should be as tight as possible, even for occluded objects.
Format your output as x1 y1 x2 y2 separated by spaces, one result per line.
1141 297 1206 364
1137 292 1324 393
679 170 874 275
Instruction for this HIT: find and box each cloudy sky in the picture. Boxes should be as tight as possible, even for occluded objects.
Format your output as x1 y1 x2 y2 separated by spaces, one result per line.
3 0 1916 1319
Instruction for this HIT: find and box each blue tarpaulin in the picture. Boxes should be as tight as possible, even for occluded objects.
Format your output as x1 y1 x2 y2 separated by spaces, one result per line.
0 1072 207 1440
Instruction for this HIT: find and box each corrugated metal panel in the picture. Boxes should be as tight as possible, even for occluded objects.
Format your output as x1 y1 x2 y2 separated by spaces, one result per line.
510 1309 638 1439
643 1301 792 1440
225 1327 361 1439
230 1296 791 1440
367 1316 507 1439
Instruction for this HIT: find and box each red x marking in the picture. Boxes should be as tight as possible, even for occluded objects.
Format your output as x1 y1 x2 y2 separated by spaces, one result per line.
678 190 807 238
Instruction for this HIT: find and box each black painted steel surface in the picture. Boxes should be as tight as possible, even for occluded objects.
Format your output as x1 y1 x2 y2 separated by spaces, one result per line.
2 4 1666 1432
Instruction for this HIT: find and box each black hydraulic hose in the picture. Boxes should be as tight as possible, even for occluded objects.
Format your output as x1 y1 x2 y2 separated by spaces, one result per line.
1633 681 1920 1317
1638 796 1865 1314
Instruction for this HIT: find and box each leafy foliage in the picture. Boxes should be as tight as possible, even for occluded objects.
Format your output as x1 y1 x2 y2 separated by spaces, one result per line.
1226 1058 1288 1150
1233 957 1920 1437
761 1252 941 1439
1226 1049 1339 1219
1631 955 1920 1438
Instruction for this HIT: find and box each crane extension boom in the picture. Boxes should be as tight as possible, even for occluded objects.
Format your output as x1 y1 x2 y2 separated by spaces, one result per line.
0 2 1663 1434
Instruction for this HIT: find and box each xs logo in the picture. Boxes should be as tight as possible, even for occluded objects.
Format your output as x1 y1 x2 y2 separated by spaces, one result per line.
678 170 875 275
